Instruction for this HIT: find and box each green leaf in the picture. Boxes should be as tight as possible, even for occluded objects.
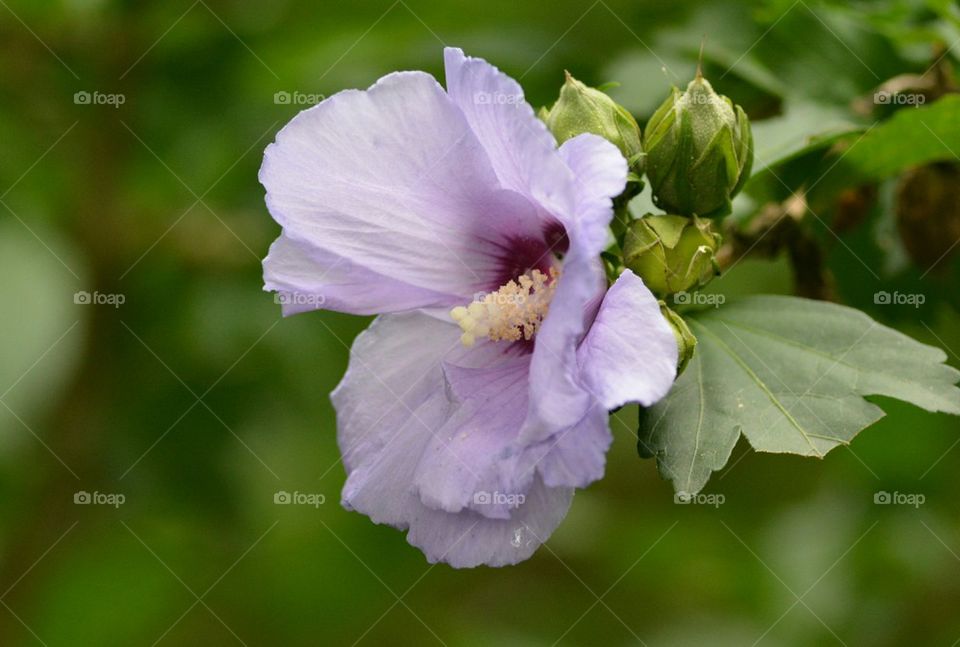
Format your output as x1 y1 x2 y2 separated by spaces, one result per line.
811 95 960 203
638 295 960 495
749 101 864 174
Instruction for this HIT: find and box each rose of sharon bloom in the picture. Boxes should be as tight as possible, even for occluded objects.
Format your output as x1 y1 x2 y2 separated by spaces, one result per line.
261 48 678 567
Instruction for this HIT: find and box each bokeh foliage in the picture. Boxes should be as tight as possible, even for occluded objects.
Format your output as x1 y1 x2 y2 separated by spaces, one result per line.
1 0 959 644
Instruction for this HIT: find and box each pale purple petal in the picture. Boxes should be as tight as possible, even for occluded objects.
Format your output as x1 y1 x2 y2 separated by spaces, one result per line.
264 232 454 316
261 71 547 312
407 475 571 568
528 404 612 489
443 47 576 221
346 414 572 568
334 313 573 567
578 270 679 409
331 312 463 473
340 379 452 527
415 349 615 507
414 357 534 519
555 133 630 250
520 134 628 444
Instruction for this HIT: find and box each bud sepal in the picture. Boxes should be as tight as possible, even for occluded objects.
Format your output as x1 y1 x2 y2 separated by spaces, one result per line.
622 214 721 297
659 303 697 376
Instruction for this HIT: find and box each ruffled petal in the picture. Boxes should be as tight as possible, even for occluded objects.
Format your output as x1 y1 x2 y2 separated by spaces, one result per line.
414 356 534 520
555 133 630 251
264 232 454 316
346 412 572 568
261 70 546 313
412 341 617 512
521 134 628 444
529 403 612 489
334 314 573 567
406 475 571 568
331 312 464 473
578 270 679 409
443 47 576 222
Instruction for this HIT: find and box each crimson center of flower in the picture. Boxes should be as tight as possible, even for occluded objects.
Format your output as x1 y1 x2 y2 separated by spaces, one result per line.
450 268 560 347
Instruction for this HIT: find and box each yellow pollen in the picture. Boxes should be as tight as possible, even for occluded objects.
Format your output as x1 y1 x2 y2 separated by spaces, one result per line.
451 268 559 347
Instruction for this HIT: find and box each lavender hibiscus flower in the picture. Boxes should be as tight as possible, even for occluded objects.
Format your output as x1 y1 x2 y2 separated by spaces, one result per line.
261 48 679 567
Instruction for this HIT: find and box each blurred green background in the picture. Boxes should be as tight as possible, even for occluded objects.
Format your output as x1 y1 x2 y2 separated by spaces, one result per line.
2 0 960 644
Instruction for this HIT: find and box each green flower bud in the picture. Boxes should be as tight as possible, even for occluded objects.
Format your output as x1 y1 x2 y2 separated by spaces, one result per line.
644 74 753 218
660 304 697 376
542 72 644 174
622 214 720 296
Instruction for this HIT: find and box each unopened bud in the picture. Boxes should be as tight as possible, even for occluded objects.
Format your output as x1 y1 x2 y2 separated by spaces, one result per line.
644 74 753 217
542 72 644 174
623 214 720 296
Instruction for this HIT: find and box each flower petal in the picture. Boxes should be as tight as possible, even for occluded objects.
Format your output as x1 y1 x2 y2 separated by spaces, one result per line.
346 414 572 568
555 133 630 250
414 356 534 519
261 70 546 312
578 269 679 409
334 315 573 568
529 403 612 489
413 346 615 511
521 134 628 444
443 47 576 221
331 312 464 473
407 475 571 568
264 232 454 316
